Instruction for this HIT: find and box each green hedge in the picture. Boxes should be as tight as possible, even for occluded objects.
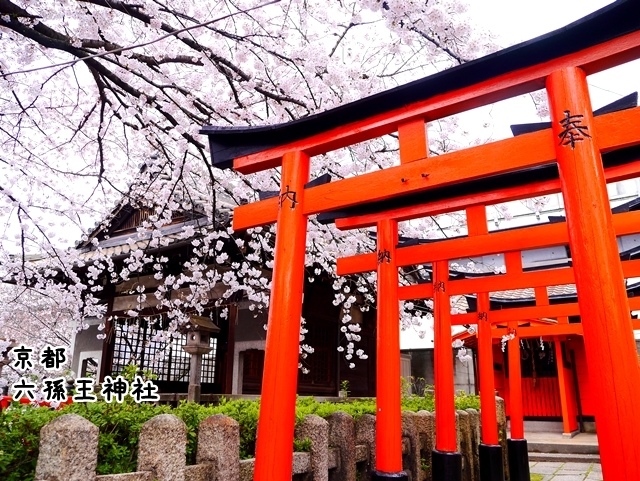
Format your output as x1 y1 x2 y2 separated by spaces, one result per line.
0 393 479 481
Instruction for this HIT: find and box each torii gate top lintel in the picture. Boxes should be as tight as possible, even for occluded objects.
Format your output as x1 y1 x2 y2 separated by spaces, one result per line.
201 0 640 175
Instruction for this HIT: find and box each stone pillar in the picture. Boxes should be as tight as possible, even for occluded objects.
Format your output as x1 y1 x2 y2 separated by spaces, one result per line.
355 414 376 480
197 414 240 481
35 414 99 481
466 409 481 481
295 415 329 481
138 414 187 481
456 410 473 481
414 411 435 481
189 353 203 402
328 412 356 481
496 397 509 481
401 411 420 481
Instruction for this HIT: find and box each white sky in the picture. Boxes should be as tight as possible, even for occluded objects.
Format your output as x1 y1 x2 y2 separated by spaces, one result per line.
466 0 616 46
468 0 638 103
460 0 640 141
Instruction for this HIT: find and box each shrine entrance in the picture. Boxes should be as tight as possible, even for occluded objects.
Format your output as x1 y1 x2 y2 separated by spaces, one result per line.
202 2 640 480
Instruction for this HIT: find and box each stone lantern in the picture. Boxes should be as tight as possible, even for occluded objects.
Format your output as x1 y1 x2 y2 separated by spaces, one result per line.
181 315 219 402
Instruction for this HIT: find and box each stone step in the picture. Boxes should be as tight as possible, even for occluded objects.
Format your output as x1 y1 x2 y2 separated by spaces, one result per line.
528 452 601 464
527 441 599 456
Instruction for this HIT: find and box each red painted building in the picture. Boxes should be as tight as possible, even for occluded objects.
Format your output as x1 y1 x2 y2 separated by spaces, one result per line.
455 277 640 436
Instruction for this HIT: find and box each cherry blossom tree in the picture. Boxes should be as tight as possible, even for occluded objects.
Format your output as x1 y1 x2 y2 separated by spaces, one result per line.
0 0 497 377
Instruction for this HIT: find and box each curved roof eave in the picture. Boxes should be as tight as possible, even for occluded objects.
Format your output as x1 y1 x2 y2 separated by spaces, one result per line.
200 0 640 169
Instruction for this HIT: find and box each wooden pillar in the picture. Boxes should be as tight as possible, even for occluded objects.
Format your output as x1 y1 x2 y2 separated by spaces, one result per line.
476 292 504 481
398 119 428 163
508 322 524 440
477 292 499 445
371 119 424 480
432 260 462 480
222 302 238 394
374 219 404 476
507 321 530 481
433 259 457 453
99 284 116 382
547 67 640 480
466 207 499 442
253 151 310 481
468 205 503 481
505 252 525 440
554 338 578 436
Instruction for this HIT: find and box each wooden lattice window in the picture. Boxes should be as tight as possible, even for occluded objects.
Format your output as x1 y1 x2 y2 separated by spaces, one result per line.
111 316 217 383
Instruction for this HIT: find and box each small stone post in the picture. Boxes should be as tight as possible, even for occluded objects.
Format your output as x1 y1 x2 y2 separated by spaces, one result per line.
456 410 473 481
137 414 187 481
496 397 509 480
295 414 329 481
197 414 240 481
402 411 420 481
355 414 376 480
466 409 481 480
328 411 356 481
414 411 435 481
35 414 99 481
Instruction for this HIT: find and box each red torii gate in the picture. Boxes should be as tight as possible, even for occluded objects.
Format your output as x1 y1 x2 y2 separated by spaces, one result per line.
201 2 640 480
336 204 640 481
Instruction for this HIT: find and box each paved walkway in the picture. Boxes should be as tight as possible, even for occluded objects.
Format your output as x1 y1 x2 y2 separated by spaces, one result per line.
508 429 602 479
530 461 602 481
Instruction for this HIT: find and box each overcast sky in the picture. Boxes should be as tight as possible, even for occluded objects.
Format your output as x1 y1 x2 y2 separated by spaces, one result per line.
467 0 615 45
439 0 640 144
468 0 637 108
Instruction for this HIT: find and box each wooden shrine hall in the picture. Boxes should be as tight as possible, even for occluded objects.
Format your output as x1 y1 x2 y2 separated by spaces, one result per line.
201 2 640 480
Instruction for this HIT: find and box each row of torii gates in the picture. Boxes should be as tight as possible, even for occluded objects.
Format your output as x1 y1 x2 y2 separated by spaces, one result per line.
202 2 640 480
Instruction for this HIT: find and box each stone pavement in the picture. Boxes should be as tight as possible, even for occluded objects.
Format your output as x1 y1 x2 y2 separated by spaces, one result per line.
529 461 603 481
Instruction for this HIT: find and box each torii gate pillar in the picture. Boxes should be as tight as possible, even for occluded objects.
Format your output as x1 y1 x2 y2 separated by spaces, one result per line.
507 321 529 481
548 67 640 480
373 219 407 480
432 260 463 481
253 151 310 481
476 293 504 481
